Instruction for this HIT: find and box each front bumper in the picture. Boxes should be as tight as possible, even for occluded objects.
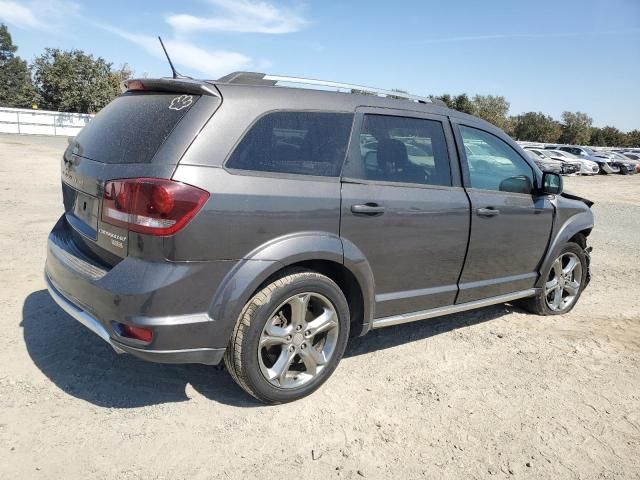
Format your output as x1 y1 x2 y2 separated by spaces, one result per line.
615 163 637 174
600 162 620 174
561 164 581 175
44 216 234 364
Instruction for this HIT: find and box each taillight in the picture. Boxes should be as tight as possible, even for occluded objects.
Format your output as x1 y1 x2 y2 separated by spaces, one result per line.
102 178 209 236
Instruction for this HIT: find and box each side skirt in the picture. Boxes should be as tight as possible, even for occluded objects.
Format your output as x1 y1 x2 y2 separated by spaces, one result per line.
371 288 538 329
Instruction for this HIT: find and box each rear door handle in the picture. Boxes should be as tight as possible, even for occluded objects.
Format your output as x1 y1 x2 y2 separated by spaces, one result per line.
351 203 385 215
477 207 500 217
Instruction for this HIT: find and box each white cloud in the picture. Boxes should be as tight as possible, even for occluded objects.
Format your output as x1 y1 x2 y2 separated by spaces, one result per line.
414 29 640 44
167 0 306 34
0 0 44 29
100 25 252 79
0 0 80 31
0 0 286 78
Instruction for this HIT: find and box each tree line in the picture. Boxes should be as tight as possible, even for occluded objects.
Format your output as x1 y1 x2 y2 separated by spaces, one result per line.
0 24 130 114
1 23 638 147
431 94 640 148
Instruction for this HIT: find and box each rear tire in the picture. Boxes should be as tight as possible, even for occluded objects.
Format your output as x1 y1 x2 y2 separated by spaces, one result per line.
519 242 588 316
224 269 350 404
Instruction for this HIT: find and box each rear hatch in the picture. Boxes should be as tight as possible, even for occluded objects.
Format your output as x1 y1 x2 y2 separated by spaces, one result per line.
60 79 221 266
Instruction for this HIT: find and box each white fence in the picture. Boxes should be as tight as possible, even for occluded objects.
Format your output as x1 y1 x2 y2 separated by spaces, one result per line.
0 107 93 136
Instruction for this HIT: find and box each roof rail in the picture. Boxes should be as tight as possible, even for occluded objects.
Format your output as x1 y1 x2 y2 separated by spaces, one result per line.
216 71 445 106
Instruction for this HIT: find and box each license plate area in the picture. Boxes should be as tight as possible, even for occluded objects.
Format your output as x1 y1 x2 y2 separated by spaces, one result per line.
66 191 99 240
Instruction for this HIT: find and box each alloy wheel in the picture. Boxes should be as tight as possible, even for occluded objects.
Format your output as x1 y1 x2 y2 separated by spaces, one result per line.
258 292 339 389
545 252 582 312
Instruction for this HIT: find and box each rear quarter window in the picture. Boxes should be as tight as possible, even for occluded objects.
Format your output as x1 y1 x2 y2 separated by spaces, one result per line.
226 111 354 177
73 92 199 164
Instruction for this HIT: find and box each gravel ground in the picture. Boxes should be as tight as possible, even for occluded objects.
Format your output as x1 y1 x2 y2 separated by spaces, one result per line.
0 133 639 479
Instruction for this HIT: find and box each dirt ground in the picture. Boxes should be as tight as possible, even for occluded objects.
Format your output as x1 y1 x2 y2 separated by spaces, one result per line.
1 133 639 479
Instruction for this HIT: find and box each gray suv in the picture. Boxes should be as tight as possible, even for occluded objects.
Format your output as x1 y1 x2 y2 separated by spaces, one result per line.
45 73 594 403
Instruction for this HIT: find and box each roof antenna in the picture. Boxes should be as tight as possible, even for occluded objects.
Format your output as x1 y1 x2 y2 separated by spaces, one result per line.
158 36 186 79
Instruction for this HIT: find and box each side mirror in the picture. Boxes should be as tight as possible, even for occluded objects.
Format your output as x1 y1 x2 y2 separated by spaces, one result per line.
541 172 563 195
499 175 533 194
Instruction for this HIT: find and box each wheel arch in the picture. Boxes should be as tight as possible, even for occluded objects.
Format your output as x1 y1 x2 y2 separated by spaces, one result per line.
208 232 375 347
535 210 593 289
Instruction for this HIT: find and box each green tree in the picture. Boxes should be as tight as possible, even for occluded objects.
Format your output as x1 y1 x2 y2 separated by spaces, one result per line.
433 93 476 113
503 116 517 137
431 94 454 108
472 94 510 129
599 126 625 147
624 130 640 148
511 112 561 143
589 127 606 146
559 111 592 145
0 24 36 108
452 94 475 115
32 48 130 113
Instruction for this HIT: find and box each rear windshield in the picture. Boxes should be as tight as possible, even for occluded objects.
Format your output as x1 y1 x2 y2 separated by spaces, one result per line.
73 92 199 164
226 111 354 177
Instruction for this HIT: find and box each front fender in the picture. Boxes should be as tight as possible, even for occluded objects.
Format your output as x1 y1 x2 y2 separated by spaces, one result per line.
208 232 375 347
535 205 594 288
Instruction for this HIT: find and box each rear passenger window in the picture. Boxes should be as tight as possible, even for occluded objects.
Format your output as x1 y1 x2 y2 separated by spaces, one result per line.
355 115 451 186
226 112 353 177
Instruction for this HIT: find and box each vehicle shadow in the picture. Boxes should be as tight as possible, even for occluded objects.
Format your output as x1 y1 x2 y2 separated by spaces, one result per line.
345 303 514 358
21 289 257 409
22 289 517 409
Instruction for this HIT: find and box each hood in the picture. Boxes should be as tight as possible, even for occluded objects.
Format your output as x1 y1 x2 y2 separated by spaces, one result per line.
561 190 594 208
586 155 607 163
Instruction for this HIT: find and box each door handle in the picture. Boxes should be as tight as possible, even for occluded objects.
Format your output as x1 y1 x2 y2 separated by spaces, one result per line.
351 203 385 215
477 207 500 217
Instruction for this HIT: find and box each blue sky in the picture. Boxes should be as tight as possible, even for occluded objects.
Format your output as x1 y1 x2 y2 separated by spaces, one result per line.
2 0 639 130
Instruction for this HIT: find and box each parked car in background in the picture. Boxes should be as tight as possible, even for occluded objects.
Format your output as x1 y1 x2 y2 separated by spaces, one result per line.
526 151 563 174
593 151 636 175
620 152 640 161
619 152 640 172
607 152 640 174
557 146 620 174
526 148 580 175
547 150 599 175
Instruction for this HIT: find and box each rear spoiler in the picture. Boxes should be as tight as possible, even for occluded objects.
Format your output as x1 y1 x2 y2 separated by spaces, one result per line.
122 78 219 96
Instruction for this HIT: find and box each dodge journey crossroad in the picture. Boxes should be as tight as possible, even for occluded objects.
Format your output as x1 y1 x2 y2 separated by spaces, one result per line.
45 72 594 403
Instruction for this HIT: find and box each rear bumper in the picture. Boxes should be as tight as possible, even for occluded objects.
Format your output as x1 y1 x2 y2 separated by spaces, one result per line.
45 274 225 365
44 215 235 364
46 274 226 364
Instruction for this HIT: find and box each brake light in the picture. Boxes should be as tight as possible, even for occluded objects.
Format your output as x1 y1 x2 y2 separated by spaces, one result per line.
102 178 209 236
124 80 145 91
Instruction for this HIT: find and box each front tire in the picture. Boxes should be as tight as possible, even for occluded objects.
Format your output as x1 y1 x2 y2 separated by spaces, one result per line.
520 242 588 315
224 269 350 404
